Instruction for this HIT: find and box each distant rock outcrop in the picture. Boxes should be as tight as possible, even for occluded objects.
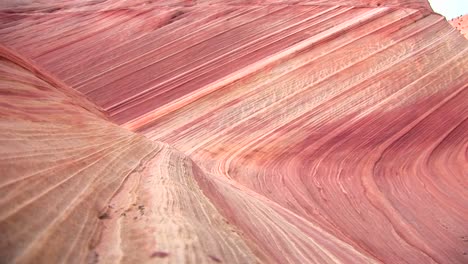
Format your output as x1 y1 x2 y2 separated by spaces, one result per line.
450 14 468 39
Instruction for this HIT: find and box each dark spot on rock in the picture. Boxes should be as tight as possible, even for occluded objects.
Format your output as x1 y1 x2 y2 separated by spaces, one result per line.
87 251 99 264
120 212 126 217
98 212 111 220
208 255 222 263
137 205 145 215
133 216 138 220
44 7 61 13
171 10 185 21
164 10 185 26
150 251 169 258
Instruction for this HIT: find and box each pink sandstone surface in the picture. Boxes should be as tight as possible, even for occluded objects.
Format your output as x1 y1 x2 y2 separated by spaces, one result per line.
1 0 467 263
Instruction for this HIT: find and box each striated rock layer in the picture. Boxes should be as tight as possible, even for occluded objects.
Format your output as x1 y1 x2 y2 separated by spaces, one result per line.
1 0 468 263
0 46 258 263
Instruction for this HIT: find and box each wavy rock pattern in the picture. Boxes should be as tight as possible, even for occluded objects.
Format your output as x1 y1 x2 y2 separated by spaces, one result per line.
1 0 467 263
138 7 468 262
0 47 256 263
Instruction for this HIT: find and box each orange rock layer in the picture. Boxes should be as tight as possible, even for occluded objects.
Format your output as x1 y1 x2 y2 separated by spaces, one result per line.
0 1 467 263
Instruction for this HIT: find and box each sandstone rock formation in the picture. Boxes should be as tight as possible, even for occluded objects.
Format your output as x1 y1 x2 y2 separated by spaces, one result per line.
0 45 258 263
0 1 467 263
